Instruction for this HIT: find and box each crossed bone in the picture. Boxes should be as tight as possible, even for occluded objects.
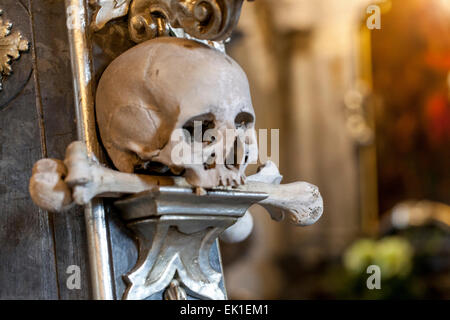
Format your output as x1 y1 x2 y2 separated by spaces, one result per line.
29 141 323 227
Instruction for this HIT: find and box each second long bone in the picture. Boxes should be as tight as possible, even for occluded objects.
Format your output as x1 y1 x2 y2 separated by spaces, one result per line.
65 141 323 226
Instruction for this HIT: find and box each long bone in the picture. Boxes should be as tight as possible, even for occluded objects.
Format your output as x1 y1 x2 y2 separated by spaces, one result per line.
30 141 323 226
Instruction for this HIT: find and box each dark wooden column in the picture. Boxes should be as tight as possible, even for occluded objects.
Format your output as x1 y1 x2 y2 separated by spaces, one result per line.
0 0 91 299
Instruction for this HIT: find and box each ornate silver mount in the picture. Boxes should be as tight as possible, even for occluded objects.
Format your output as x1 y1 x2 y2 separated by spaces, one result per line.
90 0 247 44
0 9 29 91
114 187 266 300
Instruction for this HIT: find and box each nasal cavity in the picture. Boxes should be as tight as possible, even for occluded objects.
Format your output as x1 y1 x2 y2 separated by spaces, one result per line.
225 138 241 170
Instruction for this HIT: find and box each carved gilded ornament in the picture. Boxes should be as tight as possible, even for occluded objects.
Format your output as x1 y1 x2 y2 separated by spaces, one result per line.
90 0 248 43
0 9 29 91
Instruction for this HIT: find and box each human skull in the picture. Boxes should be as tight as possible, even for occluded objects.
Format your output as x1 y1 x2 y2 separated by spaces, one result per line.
96 37 258 188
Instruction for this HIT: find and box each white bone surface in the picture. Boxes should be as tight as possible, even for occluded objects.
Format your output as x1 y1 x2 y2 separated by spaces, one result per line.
220 210 254 243
29 158 73 212
29 141 323 226
220 161 285 243
63 141 175 205
95 37 258 188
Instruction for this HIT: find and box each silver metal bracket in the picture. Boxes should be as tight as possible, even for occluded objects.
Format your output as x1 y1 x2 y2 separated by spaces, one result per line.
114 187 267 300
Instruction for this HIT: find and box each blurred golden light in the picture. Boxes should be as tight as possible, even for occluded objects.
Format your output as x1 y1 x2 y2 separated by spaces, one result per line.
438 0 450 12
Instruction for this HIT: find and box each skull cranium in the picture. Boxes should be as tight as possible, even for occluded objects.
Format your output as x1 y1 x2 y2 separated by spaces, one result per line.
96 37 258 188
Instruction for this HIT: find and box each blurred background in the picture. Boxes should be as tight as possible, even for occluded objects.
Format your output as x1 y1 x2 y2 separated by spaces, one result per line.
220 0 450 299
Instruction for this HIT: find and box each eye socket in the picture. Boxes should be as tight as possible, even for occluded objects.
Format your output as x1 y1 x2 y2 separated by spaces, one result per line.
235 112 254 129
182 113 216 142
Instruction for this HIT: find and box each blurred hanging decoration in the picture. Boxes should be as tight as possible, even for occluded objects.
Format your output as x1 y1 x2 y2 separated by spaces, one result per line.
344 82 375 146
90 0 249 43
0 9 29 91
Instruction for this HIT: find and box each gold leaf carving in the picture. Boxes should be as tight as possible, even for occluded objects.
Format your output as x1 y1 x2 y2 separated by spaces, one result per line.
0 9 29 91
